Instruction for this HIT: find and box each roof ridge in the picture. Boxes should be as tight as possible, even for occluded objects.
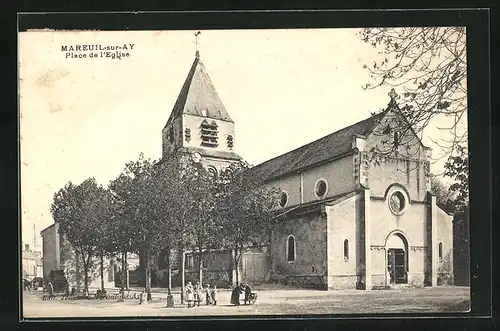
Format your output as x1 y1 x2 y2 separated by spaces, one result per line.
164 55 234 127
249 111 386 171
164 56 200 129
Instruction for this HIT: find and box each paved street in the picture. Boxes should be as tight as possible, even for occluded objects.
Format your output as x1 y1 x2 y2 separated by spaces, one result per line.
22 286 470 318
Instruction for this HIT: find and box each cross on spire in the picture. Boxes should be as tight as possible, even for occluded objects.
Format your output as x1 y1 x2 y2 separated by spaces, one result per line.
388 88 398 102
194 31 201 58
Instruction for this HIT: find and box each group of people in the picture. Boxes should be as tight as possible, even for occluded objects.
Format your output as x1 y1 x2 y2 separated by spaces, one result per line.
184 282 218 308
184 281 254 308
230 283 253 306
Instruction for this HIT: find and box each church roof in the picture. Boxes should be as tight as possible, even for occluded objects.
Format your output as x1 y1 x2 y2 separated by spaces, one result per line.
246 110 388 182
165 52 233 128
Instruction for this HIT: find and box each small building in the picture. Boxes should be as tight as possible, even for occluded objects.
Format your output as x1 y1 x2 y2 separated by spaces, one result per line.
21 243 42 280
40 222 115 291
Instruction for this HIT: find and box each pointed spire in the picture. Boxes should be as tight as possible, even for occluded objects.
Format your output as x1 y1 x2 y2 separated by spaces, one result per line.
164 34 233 127
195 31 201 58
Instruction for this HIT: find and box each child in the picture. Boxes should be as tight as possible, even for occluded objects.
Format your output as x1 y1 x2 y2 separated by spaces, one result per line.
193 283 201 307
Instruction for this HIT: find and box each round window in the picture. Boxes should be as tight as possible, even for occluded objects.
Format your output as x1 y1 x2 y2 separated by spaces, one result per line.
389 191 406 214
315 179 328 198
279 191 288 208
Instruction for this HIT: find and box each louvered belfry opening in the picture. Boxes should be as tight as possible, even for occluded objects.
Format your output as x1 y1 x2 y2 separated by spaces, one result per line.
201 119 218 147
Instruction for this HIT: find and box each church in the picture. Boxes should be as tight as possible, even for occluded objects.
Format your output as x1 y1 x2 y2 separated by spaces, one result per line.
157 49 454 290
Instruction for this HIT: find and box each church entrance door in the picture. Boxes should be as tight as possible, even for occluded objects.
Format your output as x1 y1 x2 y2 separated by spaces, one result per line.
387 248 407 284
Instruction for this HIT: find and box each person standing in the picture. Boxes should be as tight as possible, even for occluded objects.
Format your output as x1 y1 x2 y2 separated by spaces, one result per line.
185 282 194 308
230 284 244 306
205 284 213 305
244 284 252 305
210 285 217 305
194 283 201 307
47 282 54 297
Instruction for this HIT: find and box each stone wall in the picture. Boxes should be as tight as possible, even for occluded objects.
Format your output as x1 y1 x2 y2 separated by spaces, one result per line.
369 191 428 288
326 193 359 290
41 224 58 280
264 155 356 209
271 212 327 289
436 207 454 285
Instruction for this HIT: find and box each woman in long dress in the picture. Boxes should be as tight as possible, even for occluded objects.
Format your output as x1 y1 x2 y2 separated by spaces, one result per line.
185 282 195 308
230 284 244 306
210 285 217 305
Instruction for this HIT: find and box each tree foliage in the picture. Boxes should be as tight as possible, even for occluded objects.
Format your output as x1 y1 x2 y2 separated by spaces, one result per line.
51 154 280 294
50 178 109 294
359 27 467 156
443 144 469 212
108 154 179 300
430 144 469 213
216 161 280 285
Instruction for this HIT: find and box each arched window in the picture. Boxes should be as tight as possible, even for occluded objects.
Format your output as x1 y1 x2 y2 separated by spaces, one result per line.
279 191 288 208
212 254 216 262
311 265 315 272
169 126 174 143
287 235 295 262
343 239 349 260
207 166 218 178
394 131 400 147
439 242 443 260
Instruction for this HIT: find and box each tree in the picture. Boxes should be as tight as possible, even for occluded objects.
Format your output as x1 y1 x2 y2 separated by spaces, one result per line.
359 27 467 157
184 163 223 286
431 176 454 212
216 161 280 286
107 175 136 299
92 187 117 294
108 154 177 301
165 156 213 302
444 144 469 212
50 178 105 295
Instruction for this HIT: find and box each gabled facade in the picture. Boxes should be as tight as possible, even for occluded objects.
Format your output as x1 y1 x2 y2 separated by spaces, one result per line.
246 98 454 290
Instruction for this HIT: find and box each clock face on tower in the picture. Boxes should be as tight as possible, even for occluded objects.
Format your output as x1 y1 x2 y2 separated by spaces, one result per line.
191 152 202 163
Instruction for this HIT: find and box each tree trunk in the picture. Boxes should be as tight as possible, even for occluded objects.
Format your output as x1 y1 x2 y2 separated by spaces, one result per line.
100 252 105 291
145 250 152 301
268 229 273 258
234 248 240 286
120 251 125 301
83 258 89 296
198 251 203 286
168 249 172 291
180 245 185 304
125 252 129 290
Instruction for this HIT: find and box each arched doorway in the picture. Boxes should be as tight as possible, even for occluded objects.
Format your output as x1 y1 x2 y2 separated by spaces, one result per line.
385 232 409 286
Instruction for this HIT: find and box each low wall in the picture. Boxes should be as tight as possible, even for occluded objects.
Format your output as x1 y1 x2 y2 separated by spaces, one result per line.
271 274 327 290
327 275 358 290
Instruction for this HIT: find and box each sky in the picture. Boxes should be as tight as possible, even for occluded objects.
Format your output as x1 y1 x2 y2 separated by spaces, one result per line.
18 28 466 248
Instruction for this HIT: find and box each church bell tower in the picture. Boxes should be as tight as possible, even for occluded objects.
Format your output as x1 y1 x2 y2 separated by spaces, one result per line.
162 34 241 174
